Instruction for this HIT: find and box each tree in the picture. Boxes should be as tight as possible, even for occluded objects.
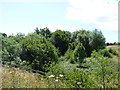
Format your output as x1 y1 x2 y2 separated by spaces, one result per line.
72 43 86 64
20 33 58 71
0 33 7 38
71 30 81 42
90 29 106 51
72 29 106 57
34 27 51 39
76 30 92 57
2 36 22 65
50 30 69 56
34 27 40 34
87 50 118 88
63 31 71 43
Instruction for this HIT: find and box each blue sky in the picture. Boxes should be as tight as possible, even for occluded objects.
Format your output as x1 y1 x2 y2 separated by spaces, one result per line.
0 0 118 43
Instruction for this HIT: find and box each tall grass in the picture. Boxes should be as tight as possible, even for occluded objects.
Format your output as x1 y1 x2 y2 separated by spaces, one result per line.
1 66 48 88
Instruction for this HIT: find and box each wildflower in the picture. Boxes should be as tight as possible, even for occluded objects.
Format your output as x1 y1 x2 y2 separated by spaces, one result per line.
41 78 44 80
55 79 58 82
77 82 81 85
48 75 55 78
59 74 63 77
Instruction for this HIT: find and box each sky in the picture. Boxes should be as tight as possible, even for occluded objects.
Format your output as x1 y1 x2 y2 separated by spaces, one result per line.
0 0 119 43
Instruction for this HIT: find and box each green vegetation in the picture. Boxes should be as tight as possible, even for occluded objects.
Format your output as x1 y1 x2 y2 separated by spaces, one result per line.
1 28 119 88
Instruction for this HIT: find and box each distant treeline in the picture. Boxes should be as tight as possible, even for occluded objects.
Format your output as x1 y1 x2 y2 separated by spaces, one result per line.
106 42 120 46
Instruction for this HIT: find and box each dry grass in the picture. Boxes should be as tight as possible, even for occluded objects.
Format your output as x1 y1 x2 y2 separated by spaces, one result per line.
1 66 49 88
106 45 120 49
1 66 68 88
106 45 120 63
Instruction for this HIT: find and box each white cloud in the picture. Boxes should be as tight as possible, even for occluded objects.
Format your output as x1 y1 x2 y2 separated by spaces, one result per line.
37 24 83 32
0 24 63 35
0 25 34 36
0 23 82 36
66 0 118 30
67 26 82 32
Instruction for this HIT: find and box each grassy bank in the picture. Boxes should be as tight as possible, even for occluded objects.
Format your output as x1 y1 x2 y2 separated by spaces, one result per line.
1 66 48 88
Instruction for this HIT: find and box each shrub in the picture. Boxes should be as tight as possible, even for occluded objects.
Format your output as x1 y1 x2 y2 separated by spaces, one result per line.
2 36 22 65
72 43 86 64
108 48 117 55
20 33 58 71
98 49 112 58
88 50 118 88
45 62 65 88
64 47 74 62
63 68 97 88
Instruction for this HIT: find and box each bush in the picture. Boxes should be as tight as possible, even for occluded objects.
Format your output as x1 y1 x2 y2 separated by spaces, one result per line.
45 62 65 88
63 68 97 88
73 43 86 64
98 49 112 58
2 36 22 65
64 47 74 63
108 48 117 55
45 61 97 88
20 33 58 71
87 50 118 88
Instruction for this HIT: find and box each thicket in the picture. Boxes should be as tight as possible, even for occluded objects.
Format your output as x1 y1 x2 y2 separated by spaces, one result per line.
1 28 118 88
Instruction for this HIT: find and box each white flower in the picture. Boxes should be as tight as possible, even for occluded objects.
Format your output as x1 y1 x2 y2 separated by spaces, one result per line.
48 75 55 78
77 82 81 85
59 74 63 77
56 77 58 78
55 79 58 82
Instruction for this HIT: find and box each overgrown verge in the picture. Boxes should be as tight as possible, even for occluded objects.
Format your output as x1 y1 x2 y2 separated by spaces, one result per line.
1 66 48 88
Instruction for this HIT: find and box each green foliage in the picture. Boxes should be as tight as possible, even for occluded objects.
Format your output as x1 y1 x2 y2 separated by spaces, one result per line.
72 29 105 57
63 68 97 88
64 47 74 61
108 48 117 55
63 42 86 64
98 48 118 58
20 33 58 71
1 33 7 37
63 31 71 42
45 61 96 88
2 36 22 64
71 30 81 42
76 30 92 57
90 29 106 51
98 49 112 58
87 50 118 88
117 42 120 45
34 27 51 39
2 28 116 88
45 61 65 88
50 30 70 56
72 43 86 64
45 61 63 78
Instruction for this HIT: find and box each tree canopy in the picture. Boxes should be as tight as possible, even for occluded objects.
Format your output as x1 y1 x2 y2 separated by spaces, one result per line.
20 33 58 71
